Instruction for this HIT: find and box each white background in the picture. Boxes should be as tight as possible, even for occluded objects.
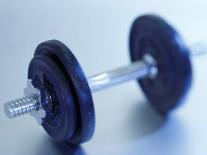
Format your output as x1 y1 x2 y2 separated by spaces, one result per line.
0 0 207 155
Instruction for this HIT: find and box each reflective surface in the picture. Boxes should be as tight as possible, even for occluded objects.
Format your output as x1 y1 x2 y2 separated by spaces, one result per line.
1 0 207 154
88 56 157 92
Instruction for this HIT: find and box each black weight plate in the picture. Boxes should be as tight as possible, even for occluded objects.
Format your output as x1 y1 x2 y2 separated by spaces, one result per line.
28 55 77 142
129 15 192 114
34 40 95 144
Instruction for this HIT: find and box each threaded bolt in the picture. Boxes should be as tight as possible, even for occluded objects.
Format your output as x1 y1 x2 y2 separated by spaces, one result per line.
4 94 42 118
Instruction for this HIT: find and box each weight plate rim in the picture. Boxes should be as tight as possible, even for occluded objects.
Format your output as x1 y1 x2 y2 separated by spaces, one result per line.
34 40 95 144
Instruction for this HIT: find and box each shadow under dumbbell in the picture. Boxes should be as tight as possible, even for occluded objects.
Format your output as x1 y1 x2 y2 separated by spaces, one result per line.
36 136 86 155
93 99 167 145
35 101 185 155
124 100 166 140
118 114 187 155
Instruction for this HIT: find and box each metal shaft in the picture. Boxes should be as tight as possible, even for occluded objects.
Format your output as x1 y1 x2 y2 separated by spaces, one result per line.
88 58 156 92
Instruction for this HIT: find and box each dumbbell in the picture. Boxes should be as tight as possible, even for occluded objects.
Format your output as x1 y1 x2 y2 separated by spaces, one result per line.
4 14 204 145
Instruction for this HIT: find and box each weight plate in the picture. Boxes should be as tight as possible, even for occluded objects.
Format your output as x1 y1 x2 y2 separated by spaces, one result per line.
129 15 192 114
31 40 95 144
28 55 77 142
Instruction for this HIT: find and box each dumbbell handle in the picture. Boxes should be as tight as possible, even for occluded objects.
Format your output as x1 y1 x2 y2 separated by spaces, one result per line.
88 56 157 93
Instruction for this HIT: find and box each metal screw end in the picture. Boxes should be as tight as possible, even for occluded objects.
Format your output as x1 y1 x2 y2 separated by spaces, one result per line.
4 95 41 118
